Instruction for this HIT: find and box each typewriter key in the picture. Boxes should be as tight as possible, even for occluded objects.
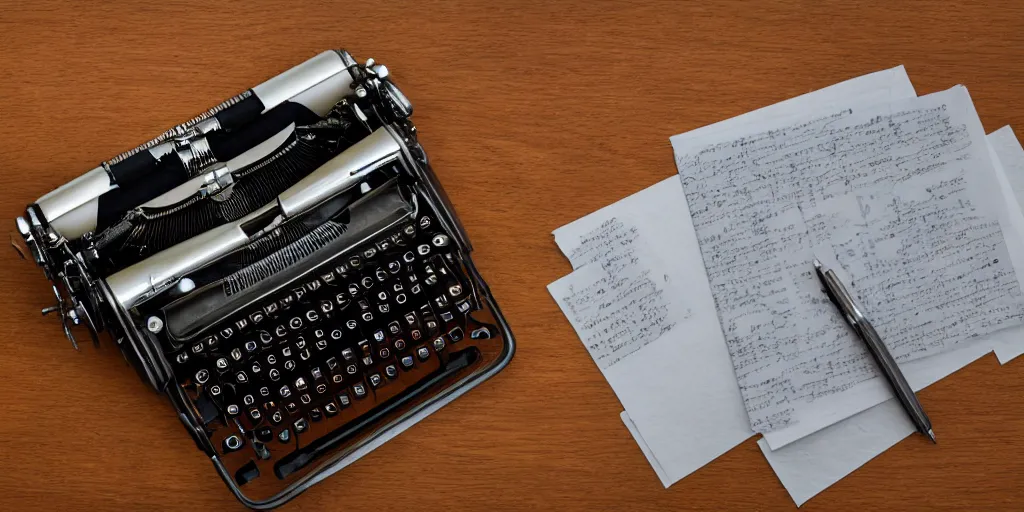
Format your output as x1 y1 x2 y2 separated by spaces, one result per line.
248 408 262 423
277 429 291 444
254 442 271 461
324 402 339 417
236 372 248 384
195 369 210 384
403 251 415 263
269 369 281 381
377 238 391 252
410 284 422 295
393 282 404 293
321 272 336 285
331 329 343 340
373 329 386 343
388 321 401 335
175 353 189 364
299 348 312 361
264 302 279 316
243 394 255 406
294 418 309 434
337 393 351 408
404 224 417 236
294 377 308 391
375 268 388 281
299 394 312 405
315 339 327 351
384 365 398 379
449 327 464 342
431 233 449 247
227 404 240 416
223 435 244 453
348 283 361 297
310 367 323 380
319 300 333 313
425 274 439 286
220 327 234 339
432 338 446 352
209 385 222 397
266 354 277 365
234 318 248 332
289 317 303 330
435 295 449 308
335 295 351 309
284 360 296 371
279 385 292 398
326 357 338 370
362 311 374 322
251 362 262 374
440 311 454 322
362 356 373 366
352 383 367 398
416 346 431 361
285 402 299 414
332 375 343 384
305 310 319 323
191 343 204 354
394 339 407 351
305 279 322 292
259 330 273 345
203 335 219 350
362 247 377 260
295 337 307 350
274 325 288 337
379 347 391 359
260 386 270 397
270 410 284 425
448 284 463 297
256 427 273 443
279 294 295 309
400 356 415 370
250 311 266 324
348 255 362 269
291 287 305 302
346 364 358 375
244 340 258 353
361 277 374 289
456 299 471 313
215 358 229 371
388 261 401 273
314 329 325 339
411 329 422 341
341 348 355 361
417 244 431 256
282 347 292 357
418 216 431 230
309 408 323 422
368 374 383 388
316 383 327 394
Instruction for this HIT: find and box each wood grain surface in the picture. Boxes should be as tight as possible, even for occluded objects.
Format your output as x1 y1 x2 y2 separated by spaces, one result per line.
1 1 1023 510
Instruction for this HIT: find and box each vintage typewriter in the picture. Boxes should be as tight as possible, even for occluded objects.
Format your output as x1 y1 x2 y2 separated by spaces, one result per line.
14 50 515 509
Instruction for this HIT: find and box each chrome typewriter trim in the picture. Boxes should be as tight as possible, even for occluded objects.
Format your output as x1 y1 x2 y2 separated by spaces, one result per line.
15 50 515 509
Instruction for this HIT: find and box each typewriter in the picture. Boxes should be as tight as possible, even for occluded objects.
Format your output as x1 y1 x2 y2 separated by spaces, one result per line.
14 50 515 509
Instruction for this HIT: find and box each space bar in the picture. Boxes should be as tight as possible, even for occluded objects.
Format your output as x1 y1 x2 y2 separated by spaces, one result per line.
274 347 479 479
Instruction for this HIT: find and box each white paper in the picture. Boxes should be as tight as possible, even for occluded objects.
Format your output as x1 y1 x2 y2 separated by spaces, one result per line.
987 126 1024 363
551 66 918 486
675 86 1024 449
756 341 992 506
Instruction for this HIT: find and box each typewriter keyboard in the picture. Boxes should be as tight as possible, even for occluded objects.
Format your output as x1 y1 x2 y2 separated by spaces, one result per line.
166 214 486 483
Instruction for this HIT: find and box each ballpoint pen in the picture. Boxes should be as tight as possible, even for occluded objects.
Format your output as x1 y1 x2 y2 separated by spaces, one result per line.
813 258 937 443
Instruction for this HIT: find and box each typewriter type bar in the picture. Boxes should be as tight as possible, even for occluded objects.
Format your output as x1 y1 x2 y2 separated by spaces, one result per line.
15 51 513 509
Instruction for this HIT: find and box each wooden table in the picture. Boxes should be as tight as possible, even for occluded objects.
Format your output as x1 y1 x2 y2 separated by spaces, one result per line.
2 1 1023 510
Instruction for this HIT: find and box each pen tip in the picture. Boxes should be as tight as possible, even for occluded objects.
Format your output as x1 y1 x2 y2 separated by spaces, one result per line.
926 429 937 444
813 258 823 269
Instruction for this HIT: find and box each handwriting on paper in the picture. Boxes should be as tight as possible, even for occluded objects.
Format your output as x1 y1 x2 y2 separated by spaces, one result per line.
553 217 689 369
676 89 1024 433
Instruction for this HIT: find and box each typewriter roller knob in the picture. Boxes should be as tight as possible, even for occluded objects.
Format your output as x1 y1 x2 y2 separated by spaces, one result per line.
146 316 164 334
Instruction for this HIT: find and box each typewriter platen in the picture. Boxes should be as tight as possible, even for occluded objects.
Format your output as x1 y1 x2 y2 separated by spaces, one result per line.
15 50 514 509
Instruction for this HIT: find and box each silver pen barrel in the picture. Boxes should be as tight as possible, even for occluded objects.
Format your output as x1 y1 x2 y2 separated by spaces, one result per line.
813 258 936 443
105 126 403 309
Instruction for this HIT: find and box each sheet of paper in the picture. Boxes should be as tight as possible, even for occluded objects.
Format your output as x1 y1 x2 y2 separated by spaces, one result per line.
551 66 918 486
756 341 992 506
674 86 1024 448
622 340 991 506
987 126 1024 363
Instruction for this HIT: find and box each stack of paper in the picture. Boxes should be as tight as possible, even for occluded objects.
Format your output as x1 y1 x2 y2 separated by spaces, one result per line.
548 66 1024 506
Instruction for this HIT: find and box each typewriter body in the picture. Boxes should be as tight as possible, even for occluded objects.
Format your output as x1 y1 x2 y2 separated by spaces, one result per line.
15 50 514 509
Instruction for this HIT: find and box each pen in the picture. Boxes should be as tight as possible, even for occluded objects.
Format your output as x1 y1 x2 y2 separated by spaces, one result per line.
813 258 937 443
